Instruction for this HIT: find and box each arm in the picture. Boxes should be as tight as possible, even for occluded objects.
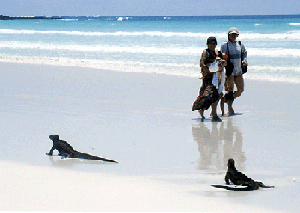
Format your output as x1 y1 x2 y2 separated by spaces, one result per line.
216 49 227 71
220 43 230 70
240 42 247 67
218 60 227 71
220 42 227 55
200 50 210 77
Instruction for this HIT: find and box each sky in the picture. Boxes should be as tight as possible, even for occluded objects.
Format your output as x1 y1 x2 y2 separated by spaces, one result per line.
0 0 299 16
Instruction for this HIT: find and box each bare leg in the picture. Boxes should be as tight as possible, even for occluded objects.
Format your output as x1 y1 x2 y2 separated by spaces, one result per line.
220 95 225 116
227 101 235 116
211 101 218 117
233 75 244 99
211 101 222 122
198 109 205 119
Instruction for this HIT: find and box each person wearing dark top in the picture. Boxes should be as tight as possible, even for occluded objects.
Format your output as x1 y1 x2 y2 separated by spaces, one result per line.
192 37 226 122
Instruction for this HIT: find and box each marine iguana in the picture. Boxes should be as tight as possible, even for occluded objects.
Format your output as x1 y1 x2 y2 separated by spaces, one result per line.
212 158 274 191
46 135 118 163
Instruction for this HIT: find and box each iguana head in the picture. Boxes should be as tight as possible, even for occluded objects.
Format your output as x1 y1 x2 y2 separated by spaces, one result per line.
228 158 235 167
49 135 59 141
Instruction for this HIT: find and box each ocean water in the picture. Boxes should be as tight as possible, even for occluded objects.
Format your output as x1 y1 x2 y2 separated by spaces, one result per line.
0 15 300 83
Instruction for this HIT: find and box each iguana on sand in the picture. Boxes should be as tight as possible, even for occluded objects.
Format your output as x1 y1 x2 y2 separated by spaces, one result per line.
46 135 118 163
212 158 274 191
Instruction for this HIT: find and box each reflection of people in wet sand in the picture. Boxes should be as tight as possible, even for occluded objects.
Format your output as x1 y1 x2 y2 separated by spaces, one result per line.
192 120 245 171
192 122 222 170
221 119 245 168
46 135 118 163
212 158 274 191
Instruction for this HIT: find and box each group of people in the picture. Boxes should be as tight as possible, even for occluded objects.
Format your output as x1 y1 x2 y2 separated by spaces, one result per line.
192 27 247 122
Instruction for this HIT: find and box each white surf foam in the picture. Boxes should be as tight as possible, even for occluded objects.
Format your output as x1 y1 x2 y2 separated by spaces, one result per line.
1 28 299 41
289 23 300 26
1 55 300 84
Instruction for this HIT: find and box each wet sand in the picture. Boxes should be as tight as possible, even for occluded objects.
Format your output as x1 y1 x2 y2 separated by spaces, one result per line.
0 62 299 212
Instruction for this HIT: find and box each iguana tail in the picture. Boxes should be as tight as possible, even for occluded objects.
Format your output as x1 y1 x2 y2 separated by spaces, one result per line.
256 182 275 188
71 152 118 163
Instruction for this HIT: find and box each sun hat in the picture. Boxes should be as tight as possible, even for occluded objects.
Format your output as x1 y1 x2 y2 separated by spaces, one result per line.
228 27 239 35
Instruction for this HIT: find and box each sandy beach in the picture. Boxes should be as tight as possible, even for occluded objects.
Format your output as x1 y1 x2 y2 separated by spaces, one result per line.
0 62 299 212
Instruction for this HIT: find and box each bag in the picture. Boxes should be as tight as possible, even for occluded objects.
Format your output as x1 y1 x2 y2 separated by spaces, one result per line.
238 41 247 74
225 42 234 76
225 61 234 76
242 65 247 74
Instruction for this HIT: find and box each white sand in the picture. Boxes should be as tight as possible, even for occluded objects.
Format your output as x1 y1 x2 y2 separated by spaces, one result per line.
0 62 299 212
0 160 272 212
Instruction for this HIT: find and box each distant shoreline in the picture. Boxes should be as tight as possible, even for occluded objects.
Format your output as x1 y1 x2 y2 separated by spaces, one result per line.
1 14 299 21
0 15 62 20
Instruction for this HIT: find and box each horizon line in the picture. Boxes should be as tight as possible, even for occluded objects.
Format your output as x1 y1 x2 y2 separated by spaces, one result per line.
1 14 300 17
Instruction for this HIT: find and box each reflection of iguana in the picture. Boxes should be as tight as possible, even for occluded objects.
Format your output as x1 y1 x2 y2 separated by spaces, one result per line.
46 135 118 163
212 158 274 191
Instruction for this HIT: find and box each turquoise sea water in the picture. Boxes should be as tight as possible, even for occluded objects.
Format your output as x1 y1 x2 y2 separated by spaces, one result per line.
0 15 300 83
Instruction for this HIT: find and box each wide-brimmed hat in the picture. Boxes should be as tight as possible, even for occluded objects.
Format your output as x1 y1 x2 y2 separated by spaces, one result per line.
228 27 239 35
